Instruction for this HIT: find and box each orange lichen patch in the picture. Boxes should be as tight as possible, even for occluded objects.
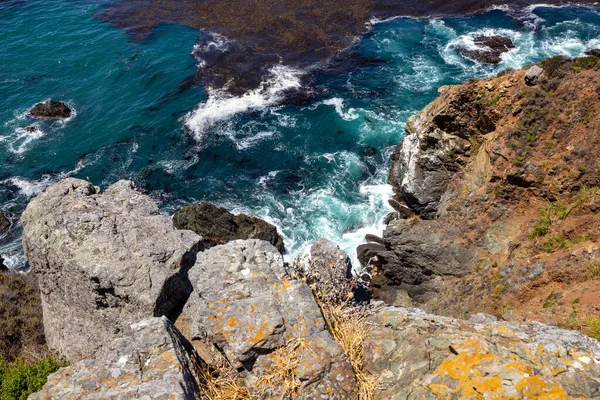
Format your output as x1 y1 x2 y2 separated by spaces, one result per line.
250 304 256 312
428 383 452 398
515 376 568 399
493 325 515 337
503 361 533 375
228 316 237 327
160 351 180 367
472 375 505 397
450 338 489 354
433 349 500 398
248 319 271 344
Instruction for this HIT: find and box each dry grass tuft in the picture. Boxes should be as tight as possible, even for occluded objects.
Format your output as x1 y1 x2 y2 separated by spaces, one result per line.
255 337 312 399
197 363 251 400
321 305 377 400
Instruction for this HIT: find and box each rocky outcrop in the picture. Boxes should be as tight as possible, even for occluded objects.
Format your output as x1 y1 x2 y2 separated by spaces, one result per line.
21 178 202 361
366 307 600 399
29 100 72 119
0 211 10 236
388 82 497 219
173 201 285 253
459 35 515 64
0 257 6 272
371 55 600 337
177 239 356 398
30 317 202 400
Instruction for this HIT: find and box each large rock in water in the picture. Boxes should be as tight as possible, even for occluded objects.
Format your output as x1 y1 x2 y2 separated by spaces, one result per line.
459 35 515 64
366 307 600 399
173 201 285 253
21 178 202 361
29 100 72 119
177 239 356 399
30 317 202 400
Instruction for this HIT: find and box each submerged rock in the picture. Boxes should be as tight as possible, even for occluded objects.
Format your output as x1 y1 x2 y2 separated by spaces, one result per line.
30 317 202 400
21 178 202 361
177 239 356 398
459 35 515 64
366 307 600 399
173 201 285 253
29 100 72 119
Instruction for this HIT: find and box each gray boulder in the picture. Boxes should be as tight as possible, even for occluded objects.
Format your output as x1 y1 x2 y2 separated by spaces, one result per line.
178 239 356 399
173 201 285 253
21 178 202 361
525 65 544 86
30 317 202 400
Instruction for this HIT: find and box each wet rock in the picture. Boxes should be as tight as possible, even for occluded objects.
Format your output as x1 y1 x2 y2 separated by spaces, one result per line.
525 65 544 86
178 239 356 398
30 317 202 400
24 126 38 133
21 178 202 361
0 212 10 235
29 100 72 119
0 256 7 272
174 201 285 253
365 307 600 399
459 35 515 64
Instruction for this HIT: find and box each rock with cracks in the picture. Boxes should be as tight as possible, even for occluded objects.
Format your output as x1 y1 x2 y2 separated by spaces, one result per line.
21 178 202 361
177 239 356 399
30 317 202 400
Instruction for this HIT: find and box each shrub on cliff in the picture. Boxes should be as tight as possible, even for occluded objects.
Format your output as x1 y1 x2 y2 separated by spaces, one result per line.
0 273 46 363
0 357 63 400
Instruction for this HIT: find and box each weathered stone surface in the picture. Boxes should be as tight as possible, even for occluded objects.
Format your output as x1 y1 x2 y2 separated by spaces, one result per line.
365 307 600 399
525 65 544 86
0 211 10 236
178 239 356 398
21 178 202 361
30 317 202 400
29 100 72 119
173 201 285 253
459 35 515 64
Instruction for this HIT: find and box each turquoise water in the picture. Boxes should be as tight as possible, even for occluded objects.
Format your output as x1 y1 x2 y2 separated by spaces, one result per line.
2 1 600 268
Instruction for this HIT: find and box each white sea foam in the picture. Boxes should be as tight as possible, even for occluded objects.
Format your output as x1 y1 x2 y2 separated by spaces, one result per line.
184 65 303 142
320 98 360 121
191 33 231 68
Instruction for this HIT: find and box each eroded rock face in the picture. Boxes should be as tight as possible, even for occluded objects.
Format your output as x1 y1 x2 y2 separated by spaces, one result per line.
178 239 356 399
364 219 475 304
459 35 515 64
21 178 202 361
30 317 202 400
174 202 285 253
29 100 72 119
525 64 544 86
366 307 600 399
389 83 497 219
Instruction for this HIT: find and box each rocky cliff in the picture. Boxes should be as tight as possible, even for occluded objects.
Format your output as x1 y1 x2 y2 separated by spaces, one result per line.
20 172 600 398
362 54 600 342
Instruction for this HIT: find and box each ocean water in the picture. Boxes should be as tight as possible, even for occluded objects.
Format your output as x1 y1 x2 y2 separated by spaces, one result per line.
2 1 600 269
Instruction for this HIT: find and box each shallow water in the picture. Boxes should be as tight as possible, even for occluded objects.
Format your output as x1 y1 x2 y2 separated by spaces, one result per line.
2 1 600 268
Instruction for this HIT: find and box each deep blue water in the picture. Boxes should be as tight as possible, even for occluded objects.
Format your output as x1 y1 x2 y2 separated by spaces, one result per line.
2 1 600 268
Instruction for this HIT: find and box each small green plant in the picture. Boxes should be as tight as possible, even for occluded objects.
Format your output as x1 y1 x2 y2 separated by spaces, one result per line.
545 141 554 149
565 108 574 117
584 316 600 340
0 357 64 400
530 203 570 238
488 95 501 106
584 259 600 279
573 55 598 71
542 294 556 309
525 133 537 143
542 235 574 253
